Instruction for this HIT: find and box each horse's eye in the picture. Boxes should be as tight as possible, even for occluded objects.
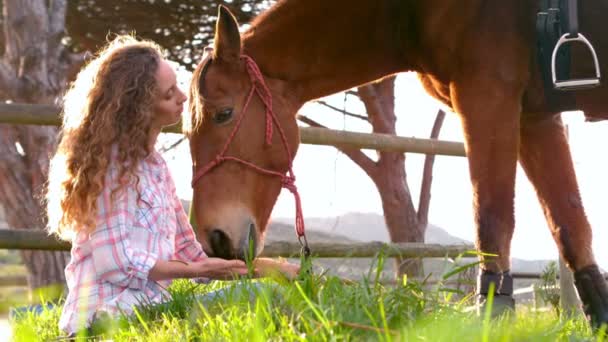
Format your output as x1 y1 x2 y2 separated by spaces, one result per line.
213 108 233 124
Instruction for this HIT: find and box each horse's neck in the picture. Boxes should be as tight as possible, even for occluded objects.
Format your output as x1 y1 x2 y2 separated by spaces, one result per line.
242 0 414 102
243 0 519 104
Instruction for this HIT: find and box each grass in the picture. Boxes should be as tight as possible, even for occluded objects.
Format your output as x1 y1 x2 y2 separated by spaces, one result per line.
8 255 606 342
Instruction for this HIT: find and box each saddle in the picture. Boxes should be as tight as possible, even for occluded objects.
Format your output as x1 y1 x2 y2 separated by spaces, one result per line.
536 0 601 110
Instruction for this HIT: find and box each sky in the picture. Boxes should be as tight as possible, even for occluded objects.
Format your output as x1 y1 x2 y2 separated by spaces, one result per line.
163 72 608 271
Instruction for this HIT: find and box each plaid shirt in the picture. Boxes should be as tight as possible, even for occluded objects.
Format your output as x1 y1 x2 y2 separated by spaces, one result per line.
59 151 206 334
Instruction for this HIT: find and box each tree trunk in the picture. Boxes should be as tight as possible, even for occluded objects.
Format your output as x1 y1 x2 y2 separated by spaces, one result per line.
358 78 425 277
303 77 445 279
374 167 423 277
0 0 82 297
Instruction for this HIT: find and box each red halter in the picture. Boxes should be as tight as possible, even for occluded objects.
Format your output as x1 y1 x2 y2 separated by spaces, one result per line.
190 52 309 254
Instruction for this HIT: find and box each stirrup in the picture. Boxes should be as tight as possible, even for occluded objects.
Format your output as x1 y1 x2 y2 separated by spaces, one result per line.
551 33 601 91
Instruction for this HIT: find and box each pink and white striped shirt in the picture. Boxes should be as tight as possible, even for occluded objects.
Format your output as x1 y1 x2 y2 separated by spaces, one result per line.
59 151 206 334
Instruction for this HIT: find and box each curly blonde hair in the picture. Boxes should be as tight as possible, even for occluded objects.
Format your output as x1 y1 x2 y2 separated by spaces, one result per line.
46 35 164 240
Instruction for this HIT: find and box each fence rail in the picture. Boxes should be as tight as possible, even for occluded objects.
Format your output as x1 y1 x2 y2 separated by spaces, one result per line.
0 103 467 156
1 268 602 289
0 103 470 258
0 229 474 258
0 275 27 287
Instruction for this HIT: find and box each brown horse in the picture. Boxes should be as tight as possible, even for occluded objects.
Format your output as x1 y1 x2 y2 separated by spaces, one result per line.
186 1 608 326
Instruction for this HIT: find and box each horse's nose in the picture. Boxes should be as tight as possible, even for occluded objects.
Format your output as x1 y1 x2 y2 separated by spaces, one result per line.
209 229 234 259
209 223 257 261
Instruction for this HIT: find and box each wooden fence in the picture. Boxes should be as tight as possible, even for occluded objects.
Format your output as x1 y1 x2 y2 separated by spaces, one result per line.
0 103 467 156
0 228 474 258
0 102 471 256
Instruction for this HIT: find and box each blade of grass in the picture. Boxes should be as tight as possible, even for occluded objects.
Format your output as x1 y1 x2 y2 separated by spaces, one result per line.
378 297 392 342
482 282 495 342
294 282 330 330
132 306 150 334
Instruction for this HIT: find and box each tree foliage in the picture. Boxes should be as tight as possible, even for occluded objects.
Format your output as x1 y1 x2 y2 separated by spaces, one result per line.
64 0 271 70
0 0 269 70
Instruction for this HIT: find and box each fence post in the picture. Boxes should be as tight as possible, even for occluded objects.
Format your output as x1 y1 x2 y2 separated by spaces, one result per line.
532 283 539 310
559 257 581 317
559 125 582 317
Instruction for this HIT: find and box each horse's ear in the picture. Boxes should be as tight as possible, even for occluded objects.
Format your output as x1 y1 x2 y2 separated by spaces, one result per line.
214 5 241 64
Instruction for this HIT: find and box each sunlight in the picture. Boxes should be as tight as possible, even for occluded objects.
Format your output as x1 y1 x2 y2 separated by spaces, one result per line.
14 142 24 156
45 152 75 241
0 318 10 341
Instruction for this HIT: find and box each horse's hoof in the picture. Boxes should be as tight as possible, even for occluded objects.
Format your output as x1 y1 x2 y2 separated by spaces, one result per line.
476 269 515 317
574 264 608 329
476 293 516 318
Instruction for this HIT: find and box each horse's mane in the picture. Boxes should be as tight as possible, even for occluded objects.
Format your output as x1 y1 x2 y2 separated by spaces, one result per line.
184 55 211 136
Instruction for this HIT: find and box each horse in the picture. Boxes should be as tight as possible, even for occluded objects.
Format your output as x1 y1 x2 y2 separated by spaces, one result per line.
185 1 608 326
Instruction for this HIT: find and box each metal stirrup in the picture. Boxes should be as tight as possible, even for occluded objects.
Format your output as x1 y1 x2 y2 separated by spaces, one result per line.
551 0 601 91
551 33 601 90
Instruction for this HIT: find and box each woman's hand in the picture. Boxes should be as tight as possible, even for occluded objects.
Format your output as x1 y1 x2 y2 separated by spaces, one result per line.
253 258 300 280
189 258 250 280
150 257 299 282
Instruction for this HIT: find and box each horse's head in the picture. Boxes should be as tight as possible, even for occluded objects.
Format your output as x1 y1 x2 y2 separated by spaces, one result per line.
185 6 301 260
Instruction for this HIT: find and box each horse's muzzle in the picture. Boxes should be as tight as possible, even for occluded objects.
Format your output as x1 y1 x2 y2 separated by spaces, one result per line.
208 222 257 261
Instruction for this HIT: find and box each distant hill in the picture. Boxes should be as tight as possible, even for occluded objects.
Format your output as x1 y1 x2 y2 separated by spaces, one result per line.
274 212 470 245
266 222 357 244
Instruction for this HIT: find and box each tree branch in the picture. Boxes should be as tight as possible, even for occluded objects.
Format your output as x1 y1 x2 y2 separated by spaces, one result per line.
345 90 359 97
417 109 446 226
374 77 396 126
357 82 393 134
297 114 377 177
158 136 186 154
315 100 369 122
357 79 396 165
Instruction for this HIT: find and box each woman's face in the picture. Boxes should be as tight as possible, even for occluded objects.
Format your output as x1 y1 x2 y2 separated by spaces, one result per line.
151 59 187 129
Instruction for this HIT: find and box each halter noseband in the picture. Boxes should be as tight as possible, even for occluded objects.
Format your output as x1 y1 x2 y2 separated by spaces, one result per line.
190 49 309 256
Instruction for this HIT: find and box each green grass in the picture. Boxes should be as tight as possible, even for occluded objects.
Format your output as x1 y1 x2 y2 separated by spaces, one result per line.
8 257 606 342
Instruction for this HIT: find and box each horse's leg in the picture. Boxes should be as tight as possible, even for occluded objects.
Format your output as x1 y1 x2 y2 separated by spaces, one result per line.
519 115 608 327
452 77 522 314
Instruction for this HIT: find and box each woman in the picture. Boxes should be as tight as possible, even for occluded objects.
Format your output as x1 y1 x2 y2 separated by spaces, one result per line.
46 35 298 335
